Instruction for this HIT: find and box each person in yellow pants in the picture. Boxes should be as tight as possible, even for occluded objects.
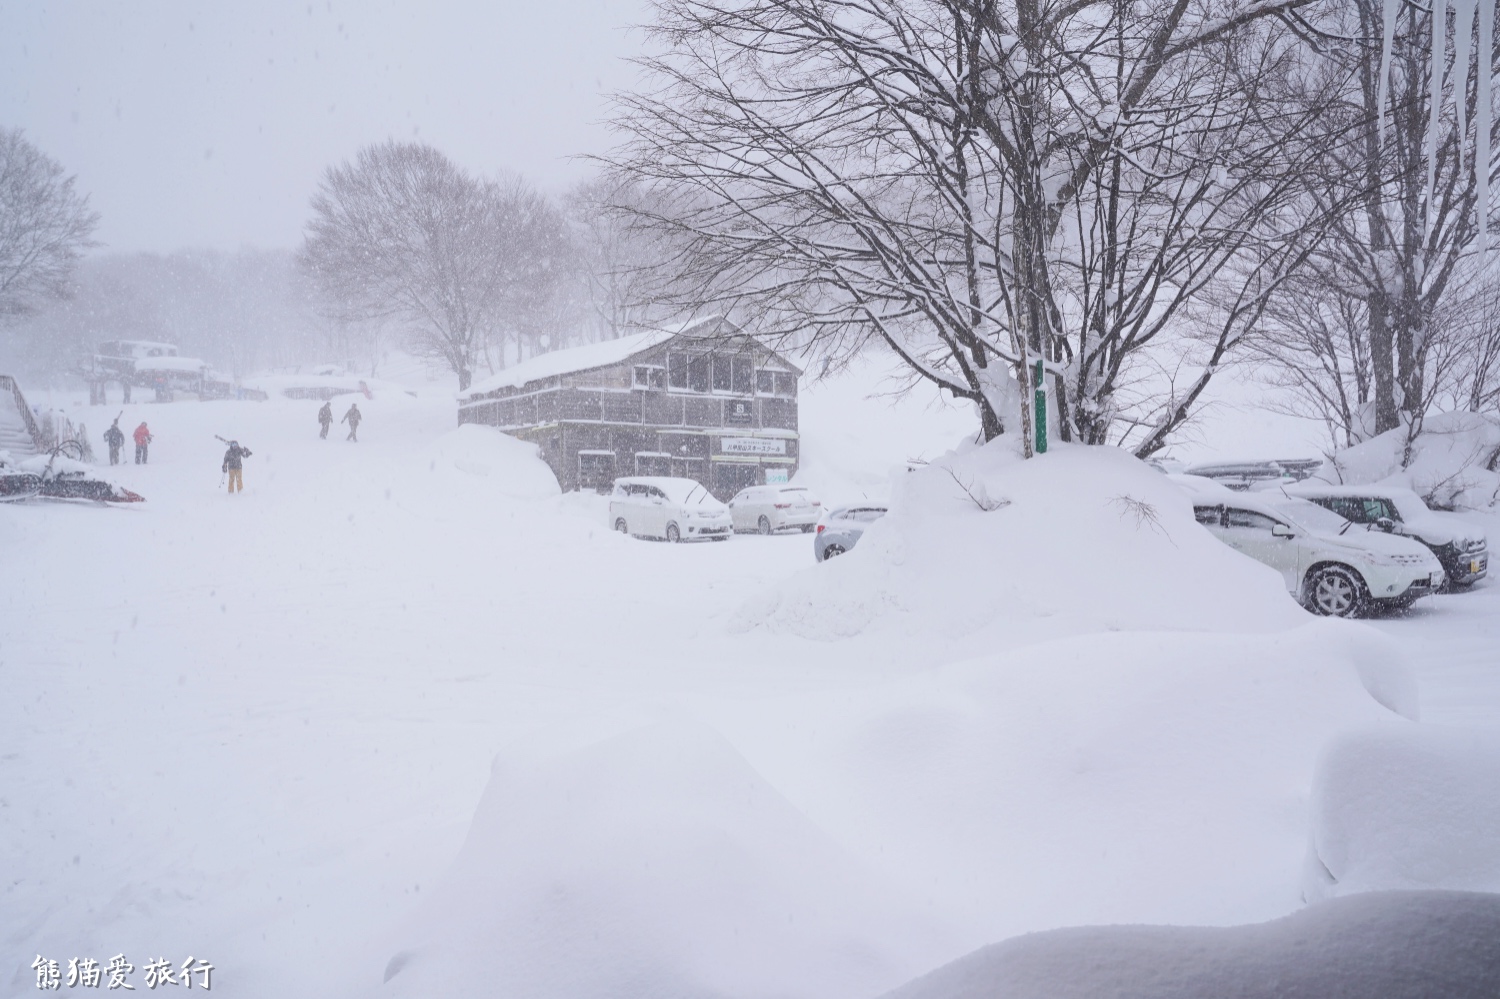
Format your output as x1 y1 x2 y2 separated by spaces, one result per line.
222 440 252 494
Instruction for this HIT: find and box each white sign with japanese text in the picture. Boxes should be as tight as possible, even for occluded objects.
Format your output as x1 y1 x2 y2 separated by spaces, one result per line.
720 437 786 456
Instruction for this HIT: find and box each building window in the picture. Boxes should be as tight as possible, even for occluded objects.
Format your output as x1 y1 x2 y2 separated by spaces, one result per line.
635 452 671 476
732 356 753 394
634 365 666 390
668 353 689 389
757 369 797 397
712 354 733 392
578 451 616 493
688 354 711 393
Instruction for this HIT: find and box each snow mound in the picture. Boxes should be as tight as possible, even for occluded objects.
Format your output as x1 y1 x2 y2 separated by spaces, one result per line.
881 890 1500 999
736 441 1308 642
240 372 417 400
371 721 944 999
1306 726 1500 900
422 424 560 501
734 622 1417 946
1320 412 1500 510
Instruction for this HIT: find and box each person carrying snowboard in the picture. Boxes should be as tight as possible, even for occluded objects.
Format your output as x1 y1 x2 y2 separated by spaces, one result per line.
222 440 252 493
103 420 125 465
342 402 361 442
317 401 333 439
133 422 153 464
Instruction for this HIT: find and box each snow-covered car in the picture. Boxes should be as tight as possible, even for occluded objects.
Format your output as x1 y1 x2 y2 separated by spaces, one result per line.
1283 484 1488 588
813 504 888 562
727 484 822 534
1180 480 1444 616
609 476 731 542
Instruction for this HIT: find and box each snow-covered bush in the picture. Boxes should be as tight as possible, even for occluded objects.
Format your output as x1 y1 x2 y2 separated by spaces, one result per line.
1318 412 1500 511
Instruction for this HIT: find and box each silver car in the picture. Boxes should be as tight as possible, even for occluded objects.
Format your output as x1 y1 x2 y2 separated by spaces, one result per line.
813 504 888 561
728 484 823 534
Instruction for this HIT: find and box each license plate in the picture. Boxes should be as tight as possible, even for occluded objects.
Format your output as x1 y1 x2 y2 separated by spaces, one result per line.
1472 560 1484 574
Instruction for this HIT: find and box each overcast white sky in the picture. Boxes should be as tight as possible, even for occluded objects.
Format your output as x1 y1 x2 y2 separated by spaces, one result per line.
0 1 648 253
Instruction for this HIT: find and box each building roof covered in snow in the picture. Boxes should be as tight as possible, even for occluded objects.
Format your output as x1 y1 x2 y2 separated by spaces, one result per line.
460 316 749 401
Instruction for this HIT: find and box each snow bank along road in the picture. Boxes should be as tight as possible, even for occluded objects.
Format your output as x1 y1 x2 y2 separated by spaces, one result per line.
2 393 1496 998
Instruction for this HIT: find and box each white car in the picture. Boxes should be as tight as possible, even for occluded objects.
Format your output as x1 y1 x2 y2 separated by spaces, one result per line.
609 476 732 543
1176 477 1444 616
1283 483 1488 588
727 484 822 534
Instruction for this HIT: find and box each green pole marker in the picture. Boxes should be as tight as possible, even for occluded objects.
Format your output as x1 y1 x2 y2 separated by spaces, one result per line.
1033 359 1047 454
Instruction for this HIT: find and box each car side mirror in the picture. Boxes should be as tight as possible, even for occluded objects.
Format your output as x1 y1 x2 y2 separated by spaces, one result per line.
1374 517 1396 533
1272 523 1296 538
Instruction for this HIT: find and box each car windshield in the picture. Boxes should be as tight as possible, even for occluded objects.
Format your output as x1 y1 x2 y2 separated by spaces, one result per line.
1271 499 1349 535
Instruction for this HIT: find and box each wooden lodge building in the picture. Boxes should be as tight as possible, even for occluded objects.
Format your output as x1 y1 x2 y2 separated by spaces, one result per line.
457 317 802 499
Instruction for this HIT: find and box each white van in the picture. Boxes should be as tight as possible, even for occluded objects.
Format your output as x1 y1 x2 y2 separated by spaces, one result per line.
609 477 732 543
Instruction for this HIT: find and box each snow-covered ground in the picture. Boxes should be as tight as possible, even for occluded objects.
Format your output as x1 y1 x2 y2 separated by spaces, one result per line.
2 366 1495 997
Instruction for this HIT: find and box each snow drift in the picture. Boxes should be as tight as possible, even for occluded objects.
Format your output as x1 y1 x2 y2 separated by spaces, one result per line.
721 622 1418 952
881 890 1500 999
370 721 945 999
1306 725 1500 900
369 623 1417 998
1320 412 1500 511
736 440 1309 642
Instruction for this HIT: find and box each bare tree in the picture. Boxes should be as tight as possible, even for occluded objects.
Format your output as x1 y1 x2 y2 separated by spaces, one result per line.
300 141 534 391
0 128 99 323
564 176 685 341
607 0 1331 456
1276 0 1499 436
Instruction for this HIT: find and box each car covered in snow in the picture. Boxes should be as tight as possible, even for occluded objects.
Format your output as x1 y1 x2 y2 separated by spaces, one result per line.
609 476 731 542
813 504 888 562
1175 477 1443 617
727 484 822 534
1282 484 1488 588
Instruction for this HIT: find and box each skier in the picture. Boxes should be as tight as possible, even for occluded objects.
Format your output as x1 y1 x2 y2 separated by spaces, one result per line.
317 401 333 440
132 422 153 464
342 403 361 442
222 440 252 494
103 420 125 465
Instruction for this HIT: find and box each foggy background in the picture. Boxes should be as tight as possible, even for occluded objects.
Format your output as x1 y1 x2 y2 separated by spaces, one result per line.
0 1 646 250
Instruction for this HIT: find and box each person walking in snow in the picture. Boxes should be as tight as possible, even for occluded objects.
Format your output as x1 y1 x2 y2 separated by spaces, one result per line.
103 420 125 465
317 401 333 440
132 422 153 464
222 440 251 494
342 403 361 442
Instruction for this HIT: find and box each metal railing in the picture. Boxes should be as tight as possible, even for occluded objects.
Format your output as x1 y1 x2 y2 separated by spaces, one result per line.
0 374 47 453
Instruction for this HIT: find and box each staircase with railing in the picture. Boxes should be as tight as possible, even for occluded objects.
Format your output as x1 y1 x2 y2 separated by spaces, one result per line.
0 375 46 457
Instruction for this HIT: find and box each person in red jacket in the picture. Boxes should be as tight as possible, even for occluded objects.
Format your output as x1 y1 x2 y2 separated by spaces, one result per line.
133 422 153 464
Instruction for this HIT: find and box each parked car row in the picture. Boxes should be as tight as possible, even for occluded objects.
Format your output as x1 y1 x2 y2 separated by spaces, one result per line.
606 476 893 561
1173 474 1486 617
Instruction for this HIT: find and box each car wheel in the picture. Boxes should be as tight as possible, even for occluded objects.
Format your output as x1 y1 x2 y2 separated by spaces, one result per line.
666 523 681 543
1306 565 1365 618
614 518 629 535
758 515 772 535
822 544 847 560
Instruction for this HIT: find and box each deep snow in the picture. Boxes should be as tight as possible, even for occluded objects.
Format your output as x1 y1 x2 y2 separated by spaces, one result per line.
2 372 1496 998
882 890 1500 999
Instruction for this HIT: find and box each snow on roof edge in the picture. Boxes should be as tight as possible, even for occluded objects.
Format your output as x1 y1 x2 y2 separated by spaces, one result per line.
461 316 800 401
